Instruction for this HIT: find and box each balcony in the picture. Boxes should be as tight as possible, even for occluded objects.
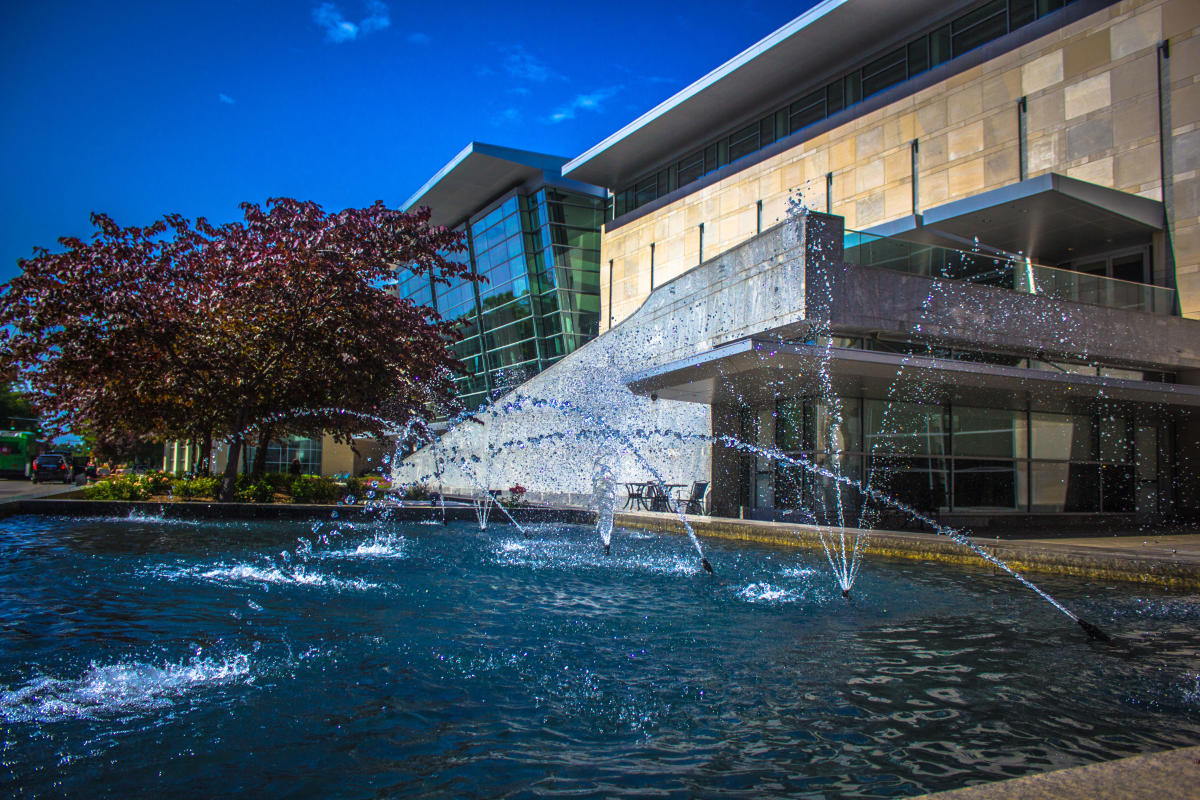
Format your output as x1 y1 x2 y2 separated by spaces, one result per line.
843 230 1175 316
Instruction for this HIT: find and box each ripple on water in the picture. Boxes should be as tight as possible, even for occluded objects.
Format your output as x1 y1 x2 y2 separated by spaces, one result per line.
0 653 251 724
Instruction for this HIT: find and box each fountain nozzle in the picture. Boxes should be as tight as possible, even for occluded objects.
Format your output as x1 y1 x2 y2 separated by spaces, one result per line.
1076 617 1111 642
701 558 713 574
841 588 851 600
603 543 610 556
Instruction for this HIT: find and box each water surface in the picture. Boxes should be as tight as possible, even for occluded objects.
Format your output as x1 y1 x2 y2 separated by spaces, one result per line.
1 514 1197 798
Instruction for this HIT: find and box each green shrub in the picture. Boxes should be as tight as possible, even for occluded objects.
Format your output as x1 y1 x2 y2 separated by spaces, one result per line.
289 475 341 504
343 476 364 500
175 476 221 500
83 477 150 501
235 479 275 504
144 471 174 495
401 483 429 501
262 472 292 493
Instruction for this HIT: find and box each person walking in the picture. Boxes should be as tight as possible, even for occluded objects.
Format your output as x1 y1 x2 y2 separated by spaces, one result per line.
289 458 302 476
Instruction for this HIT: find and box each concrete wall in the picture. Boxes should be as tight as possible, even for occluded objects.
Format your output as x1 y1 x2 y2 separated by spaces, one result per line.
602 0 1200 324
397 212 828 504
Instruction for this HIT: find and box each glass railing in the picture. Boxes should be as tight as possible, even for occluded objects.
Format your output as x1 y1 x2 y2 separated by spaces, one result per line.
843 230 1176 315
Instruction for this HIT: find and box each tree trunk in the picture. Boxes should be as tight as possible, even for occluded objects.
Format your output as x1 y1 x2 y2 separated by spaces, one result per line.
219 411 249 502
197 434 212 476
219 433 243 502
249 424 273 481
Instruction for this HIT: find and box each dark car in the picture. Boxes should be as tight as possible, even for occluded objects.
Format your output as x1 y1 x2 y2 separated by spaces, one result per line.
32 454 72 484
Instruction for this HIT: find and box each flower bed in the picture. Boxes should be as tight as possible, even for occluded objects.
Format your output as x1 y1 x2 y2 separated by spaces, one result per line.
82 472 391 505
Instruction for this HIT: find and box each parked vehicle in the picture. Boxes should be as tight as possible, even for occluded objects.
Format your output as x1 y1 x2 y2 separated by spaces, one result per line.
31 454 72 483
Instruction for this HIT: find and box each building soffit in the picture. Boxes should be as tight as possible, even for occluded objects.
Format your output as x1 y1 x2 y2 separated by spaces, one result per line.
627 339 1200 412
866 174 1166 265
402 142 574 229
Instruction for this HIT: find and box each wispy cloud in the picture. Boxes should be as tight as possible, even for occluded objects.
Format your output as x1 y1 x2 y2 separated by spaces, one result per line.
406 32 430 45
547 86 623 123
313 1 390 43
506 86 532 97
492 107 523 126
502 45 561 82
218 93 236 104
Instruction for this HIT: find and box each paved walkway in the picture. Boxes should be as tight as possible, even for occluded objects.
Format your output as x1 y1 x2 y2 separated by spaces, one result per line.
1023 532 1200 560
919 745 1200 799
0 477 82 502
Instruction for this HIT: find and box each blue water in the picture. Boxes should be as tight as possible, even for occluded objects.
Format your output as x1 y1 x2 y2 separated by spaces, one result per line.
0 513 1197 798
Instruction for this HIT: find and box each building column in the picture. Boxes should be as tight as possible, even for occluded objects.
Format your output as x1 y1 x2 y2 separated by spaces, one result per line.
754 399 776 511
709 403 741 517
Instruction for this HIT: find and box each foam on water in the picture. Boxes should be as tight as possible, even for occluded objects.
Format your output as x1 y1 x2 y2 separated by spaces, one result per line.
199 563 379 590
0 653 251 724
143 562 379 590
77 512 202 527
736 582 811 605
346 534 408 558
492 536 700 576
780 565 819 579
325 533 409 559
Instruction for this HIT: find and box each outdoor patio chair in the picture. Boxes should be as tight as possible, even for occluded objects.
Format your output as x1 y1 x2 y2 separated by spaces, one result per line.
645 483 673 512
675 481 709 515
623 482 646 510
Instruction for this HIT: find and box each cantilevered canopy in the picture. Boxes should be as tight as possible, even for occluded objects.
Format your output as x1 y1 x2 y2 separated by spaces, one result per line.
561 0 953 187
403 142 570 229
868 174 1165 264
627 339 1200 412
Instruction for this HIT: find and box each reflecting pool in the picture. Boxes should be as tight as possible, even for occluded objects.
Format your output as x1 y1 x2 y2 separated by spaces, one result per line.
1 514 1197 798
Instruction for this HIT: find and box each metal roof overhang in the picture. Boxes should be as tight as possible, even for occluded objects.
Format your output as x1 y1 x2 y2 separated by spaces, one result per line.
866 174 1165 264
402 142 570 229
627 339 1200 412
561 0 953 187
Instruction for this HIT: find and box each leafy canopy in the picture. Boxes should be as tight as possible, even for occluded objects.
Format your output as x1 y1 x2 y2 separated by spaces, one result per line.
0 198 471 455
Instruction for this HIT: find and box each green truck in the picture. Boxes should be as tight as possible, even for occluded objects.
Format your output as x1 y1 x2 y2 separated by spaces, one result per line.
0 431 37 478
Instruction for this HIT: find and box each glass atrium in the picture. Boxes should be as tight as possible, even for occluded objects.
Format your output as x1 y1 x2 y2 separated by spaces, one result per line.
398 187 603 412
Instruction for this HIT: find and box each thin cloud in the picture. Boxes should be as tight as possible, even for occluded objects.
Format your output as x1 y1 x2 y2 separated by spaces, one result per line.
406 32 431 45
547 86 623 123
218 93 235 104
502 45 561 82
313 1 390 43
492 107 523 126
506 86 532 96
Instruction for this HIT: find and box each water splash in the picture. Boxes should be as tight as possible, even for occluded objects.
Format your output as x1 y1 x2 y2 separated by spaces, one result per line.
0 653 251 723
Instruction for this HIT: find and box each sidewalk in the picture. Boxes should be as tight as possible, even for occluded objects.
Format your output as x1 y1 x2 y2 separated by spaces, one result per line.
0 477 84 502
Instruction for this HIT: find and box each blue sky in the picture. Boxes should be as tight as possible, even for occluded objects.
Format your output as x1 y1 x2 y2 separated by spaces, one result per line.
0 1 815 283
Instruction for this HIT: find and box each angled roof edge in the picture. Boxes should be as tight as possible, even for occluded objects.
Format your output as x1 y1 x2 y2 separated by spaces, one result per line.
402 141 569 213
561 0 848 181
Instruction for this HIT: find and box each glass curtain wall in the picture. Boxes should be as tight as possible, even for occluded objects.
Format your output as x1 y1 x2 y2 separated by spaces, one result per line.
771 397 1164 523
397 187 603 413
242 437 323 475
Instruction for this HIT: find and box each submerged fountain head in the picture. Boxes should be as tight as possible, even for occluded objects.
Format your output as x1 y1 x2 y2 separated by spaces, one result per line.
841 588 851 600
1076 617 1112 642
603 543 610 556
701 557 713 575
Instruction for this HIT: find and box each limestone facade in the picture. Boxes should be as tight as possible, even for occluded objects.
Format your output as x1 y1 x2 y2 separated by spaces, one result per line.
601 0 1200 327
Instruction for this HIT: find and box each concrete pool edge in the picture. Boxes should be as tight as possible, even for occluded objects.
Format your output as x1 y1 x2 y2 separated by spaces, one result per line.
612 511 1200 591
916 744 1200 799
2 498 1197 590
